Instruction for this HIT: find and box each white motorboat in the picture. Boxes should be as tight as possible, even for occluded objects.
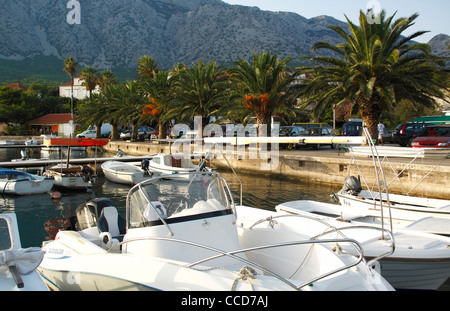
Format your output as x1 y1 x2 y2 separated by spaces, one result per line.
143 153 212 180
336 176 450 221
0 213 48 291
101 160 147 185
38 172 392 291
275 200 450 290
44 164 96 191
0 167 54 195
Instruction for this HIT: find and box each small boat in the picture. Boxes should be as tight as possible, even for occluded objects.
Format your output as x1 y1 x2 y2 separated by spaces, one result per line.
38 172 392 291
0 167 54 195
275 200 450 290
101 161 147 185
44 164 96 191
143 153 212 180
336 176 450 220
0 213 48 291
0 140 15 145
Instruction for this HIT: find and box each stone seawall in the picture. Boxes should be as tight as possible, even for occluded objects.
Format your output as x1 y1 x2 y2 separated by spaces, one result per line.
104 140 450 199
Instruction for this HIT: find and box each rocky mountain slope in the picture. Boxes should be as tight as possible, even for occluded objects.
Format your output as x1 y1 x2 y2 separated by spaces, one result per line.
0 0 448 83
0 0 346 69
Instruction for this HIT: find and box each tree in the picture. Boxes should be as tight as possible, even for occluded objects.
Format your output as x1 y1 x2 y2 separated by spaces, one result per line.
229 51 297 137
79 66 99 99
98 70 118 93
63 56 78 137
298 10 449 139
115 81 148 140
170 60 229 137
141 70 173 139
137 55 158 80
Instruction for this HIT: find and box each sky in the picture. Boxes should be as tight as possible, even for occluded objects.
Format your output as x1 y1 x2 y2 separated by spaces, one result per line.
222 0 449 43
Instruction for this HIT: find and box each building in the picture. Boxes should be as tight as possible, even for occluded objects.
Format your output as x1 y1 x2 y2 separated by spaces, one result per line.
59 76 100 99
1 83 28 91
28 113 79 137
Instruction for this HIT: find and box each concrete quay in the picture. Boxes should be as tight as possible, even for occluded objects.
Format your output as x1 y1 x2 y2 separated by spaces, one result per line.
104 140 450 200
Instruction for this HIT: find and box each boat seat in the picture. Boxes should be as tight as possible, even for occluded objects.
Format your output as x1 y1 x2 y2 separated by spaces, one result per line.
97 206 126 242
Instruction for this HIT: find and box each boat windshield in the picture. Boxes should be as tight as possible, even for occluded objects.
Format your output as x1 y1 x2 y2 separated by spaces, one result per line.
0 218 12 251
127 172 234 229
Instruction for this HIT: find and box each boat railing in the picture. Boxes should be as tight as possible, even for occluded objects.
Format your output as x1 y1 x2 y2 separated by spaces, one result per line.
249 213 395 269
108 235 364 291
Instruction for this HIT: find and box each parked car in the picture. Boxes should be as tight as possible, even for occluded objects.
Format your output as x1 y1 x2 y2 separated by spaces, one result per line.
393 122 428 146
297 127 336 149
120 126 157 141
381 129 395 144
411 125 450 148
77 123 112 138
278 126 304 150
292 122 340 135
342 121 363 136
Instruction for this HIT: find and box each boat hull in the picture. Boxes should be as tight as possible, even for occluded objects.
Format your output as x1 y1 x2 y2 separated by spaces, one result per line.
101 161 146 185
0 178 54 195
368 257 450 290
38 268 157 291
275 201 450 290
337 191 450 218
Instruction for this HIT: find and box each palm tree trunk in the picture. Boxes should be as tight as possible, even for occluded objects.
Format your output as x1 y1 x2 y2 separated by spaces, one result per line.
257 114 272 137
158 122 167 139
111 123 120 141
95 122 103 139
358 93 383 141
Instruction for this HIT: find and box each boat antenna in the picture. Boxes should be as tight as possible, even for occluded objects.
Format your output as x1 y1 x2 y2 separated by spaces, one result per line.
363 126 393 236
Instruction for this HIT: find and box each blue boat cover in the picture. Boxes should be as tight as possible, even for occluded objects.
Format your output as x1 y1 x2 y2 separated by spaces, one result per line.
0 167 34 180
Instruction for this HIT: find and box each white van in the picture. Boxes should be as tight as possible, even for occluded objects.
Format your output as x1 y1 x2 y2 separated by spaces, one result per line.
77 123 112 138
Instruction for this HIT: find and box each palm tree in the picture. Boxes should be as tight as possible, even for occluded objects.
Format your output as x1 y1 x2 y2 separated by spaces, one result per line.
298 10 449 139
115 81 148 140
230 51 297 137
137 55 158 80
63 56 78 137
98 70 118 93
170 60 229 138
76 92 109 139
79 66 99 99
140 70 173 139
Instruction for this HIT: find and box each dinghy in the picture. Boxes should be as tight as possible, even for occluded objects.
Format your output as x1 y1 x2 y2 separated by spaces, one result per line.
144 153 213 180
0 167 54 195
101 161 147 185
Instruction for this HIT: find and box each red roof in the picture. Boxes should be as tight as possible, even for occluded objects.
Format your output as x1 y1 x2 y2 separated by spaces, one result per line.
60 76 82 87
2 83 28 91
28 113 78 125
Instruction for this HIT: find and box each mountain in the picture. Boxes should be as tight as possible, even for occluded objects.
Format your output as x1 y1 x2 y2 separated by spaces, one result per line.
0 0 448 84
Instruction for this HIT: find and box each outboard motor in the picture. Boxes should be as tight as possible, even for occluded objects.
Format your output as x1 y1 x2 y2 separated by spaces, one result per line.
198 160 207 171
82 165 96 183
341 176 362 196
141 159 149 171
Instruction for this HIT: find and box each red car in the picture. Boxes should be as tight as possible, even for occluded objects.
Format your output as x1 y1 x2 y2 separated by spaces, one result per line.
411 125 450 148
